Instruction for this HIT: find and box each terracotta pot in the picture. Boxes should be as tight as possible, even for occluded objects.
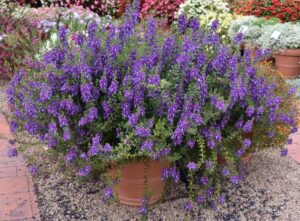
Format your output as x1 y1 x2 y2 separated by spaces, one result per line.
108 160 169 207
274 49 300 79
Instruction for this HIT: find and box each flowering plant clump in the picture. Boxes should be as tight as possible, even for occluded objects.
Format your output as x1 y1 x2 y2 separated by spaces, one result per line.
177 0 236 41
0 2 42 80
256 23 300 51
140 0 185 24
7 0 298 212
27 6 112 34
39 0 119 17
228 16 280 48
231 0 300 23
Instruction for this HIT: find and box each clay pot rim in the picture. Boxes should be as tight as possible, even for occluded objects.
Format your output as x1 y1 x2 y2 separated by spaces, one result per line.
274 48 300 56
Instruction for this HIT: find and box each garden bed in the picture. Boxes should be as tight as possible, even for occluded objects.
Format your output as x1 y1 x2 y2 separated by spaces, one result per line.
1 80 299 220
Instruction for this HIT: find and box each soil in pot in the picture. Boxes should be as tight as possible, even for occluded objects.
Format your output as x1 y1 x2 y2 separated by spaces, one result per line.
108 160 169 207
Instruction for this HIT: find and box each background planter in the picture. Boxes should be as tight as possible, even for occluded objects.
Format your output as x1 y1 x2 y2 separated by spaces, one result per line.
274 49 300 79
109 160 169 207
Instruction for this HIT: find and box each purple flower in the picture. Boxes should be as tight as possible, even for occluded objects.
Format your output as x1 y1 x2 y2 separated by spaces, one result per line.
39 84 52 102
184 201 193 212
288 86 297 96
103 143 112 152
211 20 220 31
140 197 149 215
211 96 226 112
206 187 215 197
234 32 243 44
196 195 206 203
236 149 245 157
187 139 196 149
235 119 243 129
78 165 91 177
8 139 15 145
104 187 113 198
280 149 288 157
205 160 213 169
7 147 18 157
86 107 99 122
80 152 87 160
29 165 38 175
187 162 197 171
135 127 151 138
65 149 77 163
268 131 275 138
287 138 293 145
63 127 71 141
108 81 118 95
161 167 180 183
128 113 139 126
148 75 160 86
222 167 230 176
189 18 200 31
207 140 215 149
153 147 171 160
200 176 209 185
141 140 154 152
48 122 57 134
243 120 253 133
243 139 251 148
218 194 225 204
246 106 255 117
58 114 68 127
80 83 93 103
230 175 240 185
178 15 188 34
59 26 68 47
88 136 101 156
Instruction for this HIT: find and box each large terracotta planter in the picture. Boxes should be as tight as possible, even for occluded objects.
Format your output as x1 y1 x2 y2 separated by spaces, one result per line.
108 160 169 207
274 49 300 79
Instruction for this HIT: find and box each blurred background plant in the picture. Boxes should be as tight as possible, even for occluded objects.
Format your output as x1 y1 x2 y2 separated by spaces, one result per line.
228 16 280 49
140 0 185 24
229 0 300 23
0 2 42 80
256 23 300 52
251 61 299 150
176 0 237 42
10 0 120 17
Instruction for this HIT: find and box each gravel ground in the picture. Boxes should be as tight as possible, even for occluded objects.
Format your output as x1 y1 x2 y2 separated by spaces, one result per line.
1 80 299 221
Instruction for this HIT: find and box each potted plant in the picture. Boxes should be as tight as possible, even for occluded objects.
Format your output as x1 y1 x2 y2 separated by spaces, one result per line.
228 15 280 54
257 23 300 79
7 0 298 215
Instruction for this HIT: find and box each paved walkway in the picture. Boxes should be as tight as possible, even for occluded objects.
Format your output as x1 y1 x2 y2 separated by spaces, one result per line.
0 114 40 221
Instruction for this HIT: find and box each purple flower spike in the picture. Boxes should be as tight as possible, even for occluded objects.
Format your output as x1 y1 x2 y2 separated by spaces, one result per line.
29 165 38 175
200 176 208 185
218 194 225 204
230 175 240 185
222 167 230 176
287 138 293 145
196 195 206 203
104 187 113 198
8 147 18 158
280 149 288 157
78 165 91 177
140 197 149 215
187 162 197 171
243 138 251 148
184 201 193 212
